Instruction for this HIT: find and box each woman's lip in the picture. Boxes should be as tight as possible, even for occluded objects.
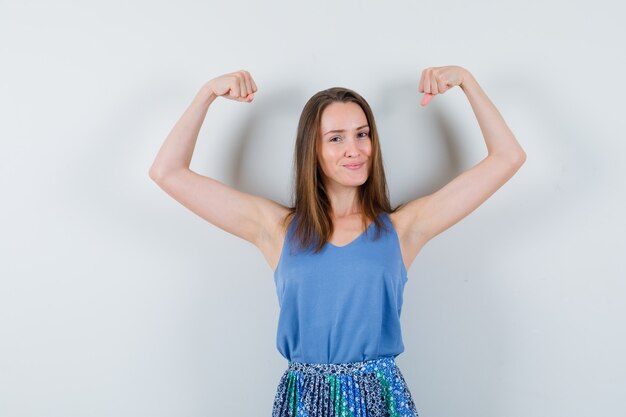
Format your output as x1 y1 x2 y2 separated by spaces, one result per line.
344 163 363 170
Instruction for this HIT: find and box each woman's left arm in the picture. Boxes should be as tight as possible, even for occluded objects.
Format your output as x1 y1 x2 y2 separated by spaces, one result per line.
398 66 527 244
455 68 526 160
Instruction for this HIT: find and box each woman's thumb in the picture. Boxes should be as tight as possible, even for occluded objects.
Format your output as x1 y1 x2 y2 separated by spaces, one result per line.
421 93 434 107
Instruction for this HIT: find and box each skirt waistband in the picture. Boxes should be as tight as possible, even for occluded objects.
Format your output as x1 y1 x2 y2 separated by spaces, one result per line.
287 356 397 376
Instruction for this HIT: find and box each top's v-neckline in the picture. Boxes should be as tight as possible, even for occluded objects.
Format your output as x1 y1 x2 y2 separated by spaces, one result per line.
327 214 379 249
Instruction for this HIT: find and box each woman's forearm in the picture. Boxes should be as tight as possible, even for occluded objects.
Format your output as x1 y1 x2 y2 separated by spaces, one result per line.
148 83 218 180
460 72 526 162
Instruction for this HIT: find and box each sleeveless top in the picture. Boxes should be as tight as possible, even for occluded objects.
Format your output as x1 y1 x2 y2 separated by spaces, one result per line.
273 211 408 364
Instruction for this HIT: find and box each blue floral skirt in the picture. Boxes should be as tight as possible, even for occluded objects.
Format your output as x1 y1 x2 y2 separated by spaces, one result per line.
272 356 419 417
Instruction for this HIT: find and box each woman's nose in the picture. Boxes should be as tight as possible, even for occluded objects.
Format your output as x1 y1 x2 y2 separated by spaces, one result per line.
345 137 360 156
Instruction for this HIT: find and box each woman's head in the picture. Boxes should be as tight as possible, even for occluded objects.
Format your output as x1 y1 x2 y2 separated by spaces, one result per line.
284 87 397 252
316 100 372 190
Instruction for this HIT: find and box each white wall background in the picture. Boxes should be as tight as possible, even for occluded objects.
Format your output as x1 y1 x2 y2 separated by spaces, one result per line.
1 0 624 416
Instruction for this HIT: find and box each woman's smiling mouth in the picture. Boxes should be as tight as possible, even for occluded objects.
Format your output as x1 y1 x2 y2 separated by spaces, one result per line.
343 163 364 170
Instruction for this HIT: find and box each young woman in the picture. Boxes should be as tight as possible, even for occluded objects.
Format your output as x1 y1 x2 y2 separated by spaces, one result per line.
149 66 526 417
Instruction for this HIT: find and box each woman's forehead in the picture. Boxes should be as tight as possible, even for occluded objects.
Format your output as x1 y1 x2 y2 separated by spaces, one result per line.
320 102 368 131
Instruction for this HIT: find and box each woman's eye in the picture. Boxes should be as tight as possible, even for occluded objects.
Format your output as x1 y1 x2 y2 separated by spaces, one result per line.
330 132 368 142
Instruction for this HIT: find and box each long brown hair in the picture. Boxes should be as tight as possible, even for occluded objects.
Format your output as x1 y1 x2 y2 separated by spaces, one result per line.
281 87 403 253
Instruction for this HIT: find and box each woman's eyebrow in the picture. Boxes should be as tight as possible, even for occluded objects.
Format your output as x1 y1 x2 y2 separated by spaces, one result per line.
323 124 370 136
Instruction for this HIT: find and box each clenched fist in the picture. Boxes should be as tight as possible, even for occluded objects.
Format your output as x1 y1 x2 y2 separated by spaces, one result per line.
207 70 258 103
419 65 468 107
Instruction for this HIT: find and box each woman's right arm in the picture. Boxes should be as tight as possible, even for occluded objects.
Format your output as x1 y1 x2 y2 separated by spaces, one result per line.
148 71 288 248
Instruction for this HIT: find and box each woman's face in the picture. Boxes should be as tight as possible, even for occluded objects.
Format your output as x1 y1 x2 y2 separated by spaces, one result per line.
317 101 372 189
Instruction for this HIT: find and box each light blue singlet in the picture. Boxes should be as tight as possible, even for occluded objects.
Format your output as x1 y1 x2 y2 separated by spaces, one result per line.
273 211 408 364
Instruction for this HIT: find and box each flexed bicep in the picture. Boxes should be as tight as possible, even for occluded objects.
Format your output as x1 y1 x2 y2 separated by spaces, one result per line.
398 156 525 242
153 168 287 247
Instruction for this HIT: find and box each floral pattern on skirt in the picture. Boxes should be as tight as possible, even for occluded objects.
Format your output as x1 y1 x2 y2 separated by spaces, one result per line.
272 356 419 417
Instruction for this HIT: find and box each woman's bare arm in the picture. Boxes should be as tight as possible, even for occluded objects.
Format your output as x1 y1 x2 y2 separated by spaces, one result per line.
148 71 287 247
396 66 527 244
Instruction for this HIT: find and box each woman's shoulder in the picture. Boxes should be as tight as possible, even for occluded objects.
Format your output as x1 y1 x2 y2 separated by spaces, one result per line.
252 200 292 273
263 201 293 239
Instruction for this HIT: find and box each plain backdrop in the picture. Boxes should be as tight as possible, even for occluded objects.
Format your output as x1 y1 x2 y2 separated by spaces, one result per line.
1 1 625 416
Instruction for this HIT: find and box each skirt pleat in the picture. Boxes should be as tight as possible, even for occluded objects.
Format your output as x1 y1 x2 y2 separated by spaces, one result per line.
272 356 419 417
